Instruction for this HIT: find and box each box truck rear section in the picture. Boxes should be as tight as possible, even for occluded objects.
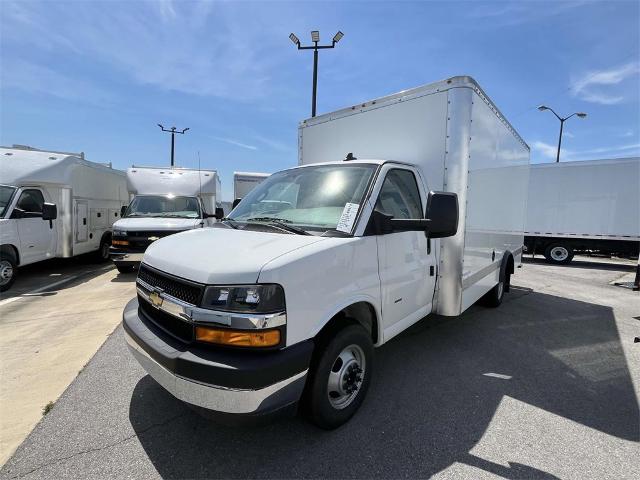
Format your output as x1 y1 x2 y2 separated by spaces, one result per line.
232 172 270 209
0 146 127 291
525 158 640 264
299 76 529 316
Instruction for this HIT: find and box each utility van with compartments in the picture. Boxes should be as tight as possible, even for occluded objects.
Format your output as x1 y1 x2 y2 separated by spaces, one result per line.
123 76 529 428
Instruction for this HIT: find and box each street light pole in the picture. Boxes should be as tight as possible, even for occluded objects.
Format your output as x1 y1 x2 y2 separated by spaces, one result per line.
290 30 344 117
537 106 587 162
157 124 190 167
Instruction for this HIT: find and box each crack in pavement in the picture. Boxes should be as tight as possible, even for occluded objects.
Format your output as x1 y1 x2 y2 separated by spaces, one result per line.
5 411 189 479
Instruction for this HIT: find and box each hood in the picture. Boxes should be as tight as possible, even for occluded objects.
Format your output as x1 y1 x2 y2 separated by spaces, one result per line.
113 217 202 231
142 228 328 284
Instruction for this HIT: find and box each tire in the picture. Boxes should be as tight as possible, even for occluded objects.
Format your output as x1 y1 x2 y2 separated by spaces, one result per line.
479 273 507 308
94 236 111 263
544 243 574 265
303 324 373 429
0 252 17 292
116 265 135 274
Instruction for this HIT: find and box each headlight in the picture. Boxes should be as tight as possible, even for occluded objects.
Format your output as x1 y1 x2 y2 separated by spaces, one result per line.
112 229 127 237
201 284 285 313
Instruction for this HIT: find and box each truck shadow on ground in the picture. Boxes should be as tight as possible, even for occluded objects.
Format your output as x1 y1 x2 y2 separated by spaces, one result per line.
128 286 638 479
522 256 637 272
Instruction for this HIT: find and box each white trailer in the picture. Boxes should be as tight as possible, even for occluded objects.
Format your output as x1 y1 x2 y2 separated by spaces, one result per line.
233 172 270 203
0 145 127 291
123 76 529 428
525 157 640 264
110 166 223 272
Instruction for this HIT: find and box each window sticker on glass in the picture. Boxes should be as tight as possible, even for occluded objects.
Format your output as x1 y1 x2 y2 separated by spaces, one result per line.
336 203 359 233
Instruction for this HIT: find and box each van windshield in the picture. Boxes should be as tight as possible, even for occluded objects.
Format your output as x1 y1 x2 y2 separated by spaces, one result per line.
126 195 201 219
0 185 17 218
228 164 376 233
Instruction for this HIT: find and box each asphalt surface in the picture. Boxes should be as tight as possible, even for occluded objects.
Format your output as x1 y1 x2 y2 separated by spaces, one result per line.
1 257 638 479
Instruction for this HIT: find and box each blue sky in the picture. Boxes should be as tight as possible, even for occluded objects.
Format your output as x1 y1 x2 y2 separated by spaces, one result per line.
1 0 639 200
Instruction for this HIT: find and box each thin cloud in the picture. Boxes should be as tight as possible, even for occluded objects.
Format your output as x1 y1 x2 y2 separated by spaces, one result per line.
213 137 258 151
533 140 640 161
571 62 640 105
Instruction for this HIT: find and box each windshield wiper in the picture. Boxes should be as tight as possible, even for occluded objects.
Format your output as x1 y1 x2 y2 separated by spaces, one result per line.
245 217 310 235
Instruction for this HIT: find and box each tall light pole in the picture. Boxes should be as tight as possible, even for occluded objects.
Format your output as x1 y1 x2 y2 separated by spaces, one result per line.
537 106 587 162
157 124 189 167
289 30 344 117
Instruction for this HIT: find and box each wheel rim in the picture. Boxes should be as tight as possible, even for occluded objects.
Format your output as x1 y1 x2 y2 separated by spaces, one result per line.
550 246 569 262
327 344 365 410
0 260 14 286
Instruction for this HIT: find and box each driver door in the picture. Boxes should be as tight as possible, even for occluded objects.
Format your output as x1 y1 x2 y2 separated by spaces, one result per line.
374 168 436 338
13 188 55 263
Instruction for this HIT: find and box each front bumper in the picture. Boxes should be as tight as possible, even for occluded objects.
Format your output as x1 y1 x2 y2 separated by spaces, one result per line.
123 298 313 416
109 248 144 265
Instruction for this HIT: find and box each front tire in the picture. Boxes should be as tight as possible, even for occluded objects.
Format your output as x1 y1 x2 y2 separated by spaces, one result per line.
544 243 574 265
303 324 373 429
0 254 17 292
94 236 111 262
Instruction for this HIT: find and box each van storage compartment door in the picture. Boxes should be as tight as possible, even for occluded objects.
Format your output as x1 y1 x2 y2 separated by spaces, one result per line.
76 201 88 242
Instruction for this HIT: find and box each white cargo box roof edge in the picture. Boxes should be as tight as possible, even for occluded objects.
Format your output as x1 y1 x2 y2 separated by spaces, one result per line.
298 75 529 152
530 156 639 168
233 172 270 177
130 165 218 174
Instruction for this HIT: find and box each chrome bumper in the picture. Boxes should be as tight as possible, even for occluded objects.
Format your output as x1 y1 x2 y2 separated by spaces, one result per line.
111 252 144 262
125 330 307 414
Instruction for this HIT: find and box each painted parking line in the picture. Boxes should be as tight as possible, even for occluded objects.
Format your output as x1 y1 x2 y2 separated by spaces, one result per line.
0 265 113 308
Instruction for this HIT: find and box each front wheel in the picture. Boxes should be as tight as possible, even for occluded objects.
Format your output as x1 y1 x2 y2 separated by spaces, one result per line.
94 236 111 263
303 324 373 429
0 255 17 292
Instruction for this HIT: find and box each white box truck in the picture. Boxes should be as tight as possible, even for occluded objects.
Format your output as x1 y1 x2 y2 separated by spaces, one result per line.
525 157 640 264
123 76 529 428
0 145 128 291
233 171 270 206
110 166 223 273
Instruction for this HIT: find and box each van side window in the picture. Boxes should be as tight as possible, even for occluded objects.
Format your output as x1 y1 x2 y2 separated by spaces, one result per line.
374 169 423 219
15 189 45 216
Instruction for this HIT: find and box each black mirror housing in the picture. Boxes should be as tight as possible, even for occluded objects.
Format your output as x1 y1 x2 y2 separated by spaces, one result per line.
214 207 224 220
232 198 242 210
120 205 127 218
425 191 458 238
42 203 58 221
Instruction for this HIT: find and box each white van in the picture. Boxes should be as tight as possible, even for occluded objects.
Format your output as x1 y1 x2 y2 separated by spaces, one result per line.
110 166 223 273
123 76 529 428
0 145 127 291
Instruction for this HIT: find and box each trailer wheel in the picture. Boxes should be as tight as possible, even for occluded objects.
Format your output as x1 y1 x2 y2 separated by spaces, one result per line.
544 243 574 265
0 252 17 292
303 324 373 429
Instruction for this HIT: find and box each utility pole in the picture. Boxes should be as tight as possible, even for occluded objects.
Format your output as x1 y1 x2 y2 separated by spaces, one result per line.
537 106 587 162
157 124 190 167
289 30 344 117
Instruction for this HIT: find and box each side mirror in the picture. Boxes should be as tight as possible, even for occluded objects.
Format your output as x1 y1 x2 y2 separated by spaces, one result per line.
232 198 242 209
424 191 458 238
42 203 58 221
214 207 224 220
120 205 127 218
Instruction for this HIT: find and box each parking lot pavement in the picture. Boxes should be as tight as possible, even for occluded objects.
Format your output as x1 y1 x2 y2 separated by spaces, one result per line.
0 260 137 465
1 257 638 479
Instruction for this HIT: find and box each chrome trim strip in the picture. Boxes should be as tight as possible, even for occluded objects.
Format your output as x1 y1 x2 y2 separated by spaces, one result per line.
136 278 287 328
125 330 306 414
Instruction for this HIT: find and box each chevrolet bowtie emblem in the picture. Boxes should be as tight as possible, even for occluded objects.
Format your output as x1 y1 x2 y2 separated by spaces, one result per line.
149 290 163 308
148 236 160 241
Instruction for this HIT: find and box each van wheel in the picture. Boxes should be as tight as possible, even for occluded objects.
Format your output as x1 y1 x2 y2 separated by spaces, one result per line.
544 244 574 265
480 273 508 308
0 254 17 292
94 236 111 262
303 324 373 429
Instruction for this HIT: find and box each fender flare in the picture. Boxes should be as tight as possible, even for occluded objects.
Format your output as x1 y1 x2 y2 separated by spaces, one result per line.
310 295 383 346
499 251 515 292
0 244 20 266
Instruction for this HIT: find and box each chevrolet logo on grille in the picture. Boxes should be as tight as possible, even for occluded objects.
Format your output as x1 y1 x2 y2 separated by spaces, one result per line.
148 236 160 241
149 290 163 308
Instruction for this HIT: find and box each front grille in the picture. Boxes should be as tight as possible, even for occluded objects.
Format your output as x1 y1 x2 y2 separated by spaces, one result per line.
126 230 183 252
138 294 193 343
137 264 204 305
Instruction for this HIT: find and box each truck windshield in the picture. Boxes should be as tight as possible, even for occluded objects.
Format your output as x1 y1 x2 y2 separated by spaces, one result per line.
0 185 17 218
126 195 201 219
228 164 376 233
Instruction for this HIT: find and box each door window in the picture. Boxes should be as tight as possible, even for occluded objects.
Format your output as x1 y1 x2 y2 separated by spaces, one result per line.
15 189 45 217
374 169 423 219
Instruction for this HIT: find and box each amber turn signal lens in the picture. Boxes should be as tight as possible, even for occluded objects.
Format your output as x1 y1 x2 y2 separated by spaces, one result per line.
195 326 280 347
112 239 129 246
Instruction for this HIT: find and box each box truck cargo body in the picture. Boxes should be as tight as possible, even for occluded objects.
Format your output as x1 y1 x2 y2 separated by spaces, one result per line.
110 166 223 272
0 145 127 291
525 158 639 264
123 76 529 428
233 172 270 202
